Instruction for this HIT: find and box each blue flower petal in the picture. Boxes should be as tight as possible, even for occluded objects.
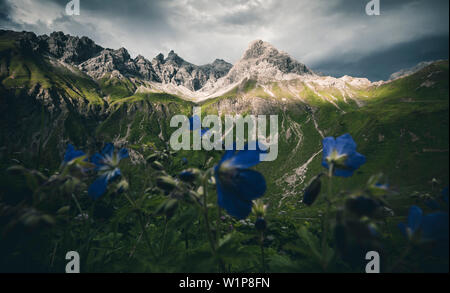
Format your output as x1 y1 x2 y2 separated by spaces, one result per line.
88 174 109 200
408 206 423 233
398 222 408 237
101 143 114 157
335 133 357 156
91 153 105 168
345 152 366 170
333 168 354 178
105 168 122 183
216 178 253 220
189 115 201 131
322 137 336 159
230 169 266 201
442 187 449 205
118 148 129 160
200 128 210 137
63 144 85 163
421 212 449 241
225 150 262 169
224 143 267 169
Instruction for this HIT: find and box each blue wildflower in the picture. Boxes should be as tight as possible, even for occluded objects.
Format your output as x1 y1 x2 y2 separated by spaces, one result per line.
63 144 86 163
398 206 449 242
214 143 267 219
322 133 366 177
189 115 209 137
443 187 449 205
424 187 449 211
88 143 129 199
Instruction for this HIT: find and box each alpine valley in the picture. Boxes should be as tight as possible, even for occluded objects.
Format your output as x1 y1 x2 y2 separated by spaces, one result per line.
0 29 448 272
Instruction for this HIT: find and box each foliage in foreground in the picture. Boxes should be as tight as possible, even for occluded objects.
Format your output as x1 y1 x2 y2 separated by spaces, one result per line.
0 134 448 273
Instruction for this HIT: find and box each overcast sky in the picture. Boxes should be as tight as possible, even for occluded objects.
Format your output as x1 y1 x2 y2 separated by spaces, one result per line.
0 0 448 80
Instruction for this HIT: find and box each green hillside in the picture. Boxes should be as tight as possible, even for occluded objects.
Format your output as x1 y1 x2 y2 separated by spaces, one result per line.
0 31 448 273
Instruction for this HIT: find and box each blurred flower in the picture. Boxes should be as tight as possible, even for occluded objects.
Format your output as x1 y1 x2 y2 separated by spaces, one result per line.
366 174 390 197
88 143 129 199
189 115 209 137
398 206 449 242
181 157 188 165
214 143 267 219
443 187 449 205
63 144 86 163
322 134 366 177
156 176 178 192
345 196 382 218
334 217 381 266
179 168 201 182
302 174 323 206
116 179 129 194
252 199 268 218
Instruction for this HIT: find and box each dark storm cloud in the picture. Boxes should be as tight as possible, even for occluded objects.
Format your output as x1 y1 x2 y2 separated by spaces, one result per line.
314 35 449 81
0 0 448 80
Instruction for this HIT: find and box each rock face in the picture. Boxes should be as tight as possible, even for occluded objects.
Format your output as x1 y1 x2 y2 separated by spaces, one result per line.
6 30 232 91
196 40 315 98
151 51 232 91
4 30 382 102
389 60 441 80
39 31 104 64
225 40 313 83
7 30 317 97
78 47 160 81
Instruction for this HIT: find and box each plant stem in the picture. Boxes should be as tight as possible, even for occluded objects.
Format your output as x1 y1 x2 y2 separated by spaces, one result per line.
216 207 222 242
125 192 154 255
160 216 168 256
201 169 225 272
202 171 217 253
321 163 334 271
71 193 84 216
260 231 266 273
137 212 153 254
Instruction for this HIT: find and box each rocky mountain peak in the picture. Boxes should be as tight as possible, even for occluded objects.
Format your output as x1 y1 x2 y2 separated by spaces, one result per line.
238 40 313 76
242 40 278 60
41 31 103 64
165 50 186 66
154 53 165 63
207 40 313 90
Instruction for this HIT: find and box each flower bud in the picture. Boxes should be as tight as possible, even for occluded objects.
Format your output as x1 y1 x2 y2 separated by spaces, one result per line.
345 196 381 218
179 168 201 182
156 176 178 192
252 199 268 218
303 174 323 206
116 179 129 194
156 199 179 219
146 153 159 163
57 206 71 215
164 199 179 219
150 161 165 170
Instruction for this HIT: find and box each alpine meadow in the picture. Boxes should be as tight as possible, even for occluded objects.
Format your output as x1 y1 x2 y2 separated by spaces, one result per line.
0 27 448 273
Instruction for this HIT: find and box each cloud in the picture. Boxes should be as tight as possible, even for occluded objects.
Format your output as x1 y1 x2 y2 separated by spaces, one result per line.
0 0 448 80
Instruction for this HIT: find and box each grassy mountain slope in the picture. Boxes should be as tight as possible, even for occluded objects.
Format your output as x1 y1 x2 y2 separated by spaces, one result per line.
0 29 448 272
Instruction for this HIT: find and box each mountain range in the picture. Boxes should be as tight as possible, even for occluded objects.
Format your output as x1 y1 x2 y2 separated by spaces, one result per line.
1 30 397 102
0 29 448 208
